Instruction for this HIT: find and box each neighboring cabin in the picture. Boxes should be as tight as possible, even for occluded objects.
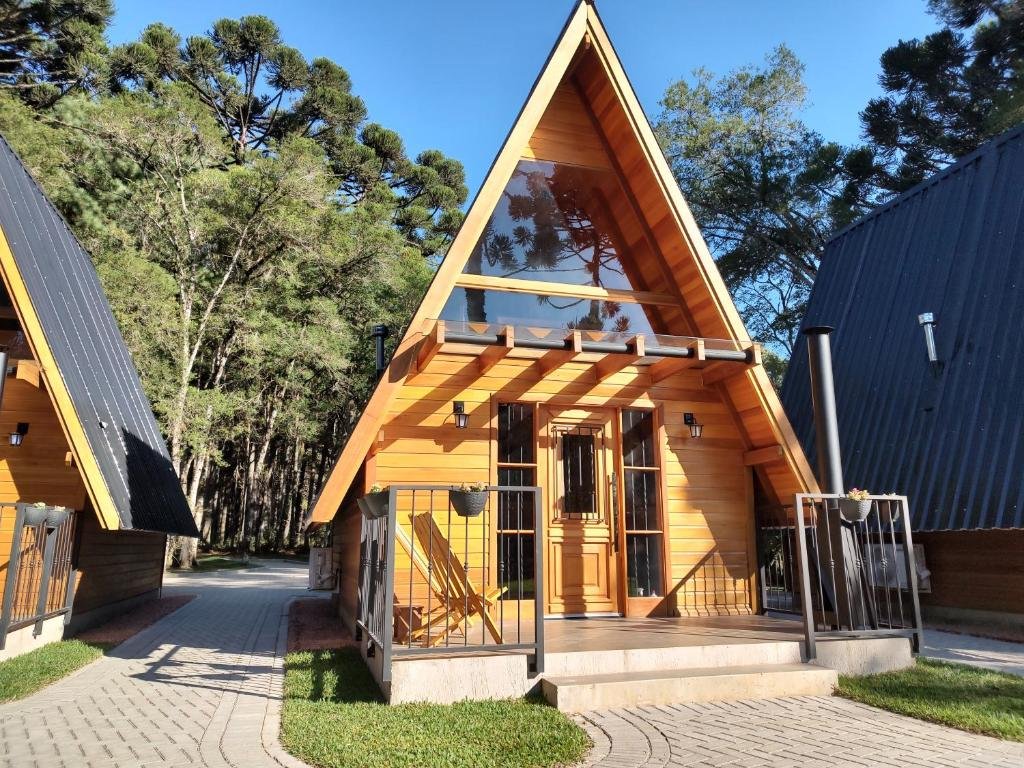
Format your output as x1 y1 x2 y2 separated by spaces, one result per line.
782 124 1024 624
0 135 197 660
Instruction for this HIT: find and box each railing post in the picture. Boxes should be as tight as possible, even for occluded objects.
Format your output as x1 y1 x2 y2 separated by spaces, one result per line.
381 487 398 684
533 486 544 674
793 494 817 660
898 496 924 653
0 504 25 650
33 520 59 636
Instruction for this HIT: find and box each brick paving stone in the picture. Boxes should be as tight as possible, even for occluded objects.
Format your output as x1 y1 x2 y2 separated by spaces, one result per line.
0 559 312 768
576 695 1024 768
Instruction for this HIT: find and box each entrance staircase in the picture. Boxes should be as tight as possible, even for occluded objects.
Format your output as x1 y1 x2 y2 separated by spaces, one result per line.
540 637 836 712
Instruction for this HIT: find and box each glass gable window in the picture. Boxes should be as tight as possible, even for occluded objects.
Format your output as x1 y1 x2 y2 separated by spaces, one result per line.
463 160 639 288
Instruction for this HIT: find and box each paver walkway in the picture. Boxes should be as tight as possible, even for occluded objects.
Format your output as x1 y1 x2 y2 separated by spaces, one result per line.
0 559 313 768
577 696 1024 767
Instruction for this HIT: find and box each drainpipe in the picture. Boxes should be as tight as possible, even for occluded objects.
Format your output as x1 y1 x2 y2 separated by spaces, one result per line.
802 326 870 630
803 327 843 494
372 325 390 381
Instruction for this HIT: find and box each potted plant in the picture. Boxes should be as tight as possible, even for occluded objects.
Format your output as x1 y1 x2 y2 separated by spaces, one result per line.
450 481 488 518
839 488 873 523
22 502 48 526
46 506 70 529
877 493 902 525
361 484 390 519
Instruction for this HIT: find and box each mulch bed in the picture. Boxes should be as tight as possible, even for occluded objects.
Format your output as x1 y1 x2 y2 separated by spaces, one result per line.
76 594 197 647
288 597 355 653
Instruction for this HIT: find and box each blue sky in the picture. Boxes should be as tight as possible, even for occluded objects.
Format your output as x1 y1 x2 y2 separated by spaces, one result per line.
108 1 939 197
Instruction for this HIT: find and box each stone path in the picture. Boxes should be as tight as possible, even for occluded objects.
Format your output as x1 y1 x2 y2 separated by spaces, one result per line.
577 696 1024 767
0 559 312 768
924 628 1024 677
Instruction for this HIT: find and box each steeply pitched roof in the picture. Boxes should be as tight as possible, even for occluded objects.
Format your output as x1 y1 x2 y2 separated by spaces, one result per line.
305 0 817 527
782 123 1024 531
0 135 197 537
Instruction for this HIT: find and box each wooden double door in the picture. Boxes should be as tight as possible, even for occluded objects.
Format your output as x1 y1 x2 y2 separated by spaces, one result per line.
541 406 624 616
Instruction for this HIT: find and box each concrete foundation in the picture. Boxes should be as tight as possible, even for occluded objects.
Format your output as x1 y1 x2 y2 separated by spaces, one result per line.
0 614 67 662
811 636 915 677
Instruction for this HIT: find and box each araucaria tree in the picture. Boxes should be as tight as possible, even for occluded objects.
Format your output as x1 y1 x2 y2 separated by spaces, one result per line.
655 47 874 357
0 14 466 565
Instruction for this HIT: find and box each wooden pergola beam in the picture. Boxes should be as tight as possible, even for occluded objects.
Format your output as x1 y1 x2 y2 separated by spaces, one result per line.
537 330 583 376
744 444 784 466
702 344 762 386
478 325 514 374
415 320 445 374
595 334 645 382
649 339 704 383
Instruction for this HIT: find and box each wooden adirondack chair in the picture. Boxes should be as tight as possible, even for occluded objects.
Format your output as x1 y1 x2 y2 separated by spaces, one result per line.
393 513 505 647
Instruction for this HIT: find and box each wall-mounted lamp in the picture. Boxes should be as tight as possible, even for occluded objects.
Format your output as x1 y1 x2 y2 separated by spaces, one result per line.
452 401 468 430
918 312 939 363
683 412 703 439
9 422 28 446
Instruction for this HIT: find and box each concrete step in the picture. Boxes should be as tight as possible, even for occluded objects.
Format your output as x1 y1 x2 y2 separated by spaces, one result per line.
542 639 805 677
541 663 838 712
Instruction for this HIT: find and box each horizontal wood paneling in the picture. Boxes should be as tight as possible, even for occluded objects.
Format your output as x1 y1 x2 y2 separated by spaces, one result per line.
917 529 1024 615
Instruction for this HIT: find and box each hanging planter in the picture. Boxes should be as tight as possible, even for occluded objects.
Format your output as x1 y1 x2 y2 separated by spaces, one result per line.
839 489 873 523
360 486 390 520
22 503 49 526
47 506 70 529
877 497 902 525
449 483 488 518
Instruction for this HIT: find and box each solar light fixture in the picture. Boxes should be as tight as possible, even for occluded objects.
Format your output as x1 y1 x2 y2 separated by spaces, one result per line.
684 412 703 439
453 401 469 430
9 422 28 446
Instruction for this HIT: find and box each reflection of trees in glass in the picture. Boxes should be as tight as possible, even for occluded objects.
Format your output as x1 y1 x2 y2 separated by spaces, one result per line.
464 161 634 332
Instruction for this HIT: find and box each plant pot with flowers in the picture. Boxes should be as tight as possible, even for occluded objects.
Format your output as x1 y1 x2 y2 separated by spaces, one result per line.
46 506 70 529
22 502 49 526
450 482 488 518
839 488 873 523
360 484 390 519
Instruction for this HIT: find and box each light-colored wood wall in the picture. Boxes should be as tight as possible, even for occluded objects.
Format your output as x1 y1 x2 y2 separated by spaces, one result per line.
353 350 756 618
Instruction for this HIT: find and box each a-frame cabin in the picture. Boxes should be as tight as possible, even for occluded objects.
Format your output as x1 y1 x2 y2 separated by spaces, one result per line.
0 134 196 660
309 1 838 703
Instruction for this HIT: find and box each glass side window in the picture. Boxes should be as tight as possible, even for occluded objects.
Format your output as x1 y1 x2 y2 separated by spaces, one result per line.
497 404 536 600
621 409 664 598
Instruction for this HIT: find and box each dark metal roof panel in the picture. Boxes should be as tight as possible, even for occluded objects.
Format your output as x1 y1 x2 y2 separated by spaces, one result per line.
0 135 197 537
782 124 1024 532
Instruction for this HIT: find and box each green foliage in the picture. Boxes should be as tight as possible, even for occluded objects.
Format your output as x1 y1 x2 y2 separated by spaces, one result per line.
861 0 1024 191
655 47 872 353
838 657 1024 742
0 0 112 106
281 648 590 768
0 640 105 702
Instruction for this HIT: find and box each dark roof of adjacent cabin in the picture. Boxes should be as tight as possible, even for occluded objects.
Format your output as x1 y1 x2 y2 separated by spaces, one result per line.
781 123 1024 531
0 135 197 537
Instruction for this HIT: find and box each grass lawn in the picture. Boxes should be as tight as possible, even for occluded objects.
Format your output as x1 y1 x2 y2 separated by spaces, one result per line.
0 640 106 703
837 657 1024 741
281 648 589 768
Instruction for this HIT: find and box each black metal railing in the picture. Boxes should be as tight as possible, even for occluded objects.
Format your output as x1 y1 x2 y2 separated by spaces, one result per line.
791 493 923 659
355 484 544 684
755 505 802 615
0 503 78 648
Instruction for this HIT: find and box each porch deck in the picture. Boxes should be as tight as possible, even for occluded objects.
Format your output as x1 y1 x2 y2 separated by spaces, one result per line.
544 613 804 653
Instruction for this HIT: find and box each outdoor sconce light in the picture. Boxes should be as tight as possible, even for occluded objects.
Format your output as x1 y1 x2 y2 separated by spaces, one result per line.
684 412 703 439
918 312 939 363
452 401 469 430
9 422 28 446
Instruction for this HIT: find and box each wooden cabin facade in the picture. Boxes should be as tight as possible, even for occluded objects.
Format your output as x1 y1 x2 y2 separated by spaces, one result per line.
0 134 197 660
303 3 919 705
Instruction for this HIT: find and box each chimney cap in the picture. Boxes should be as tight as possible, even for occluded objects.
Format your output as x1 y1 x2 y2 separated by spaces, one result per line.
803 325 834 336
917 312 935 325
